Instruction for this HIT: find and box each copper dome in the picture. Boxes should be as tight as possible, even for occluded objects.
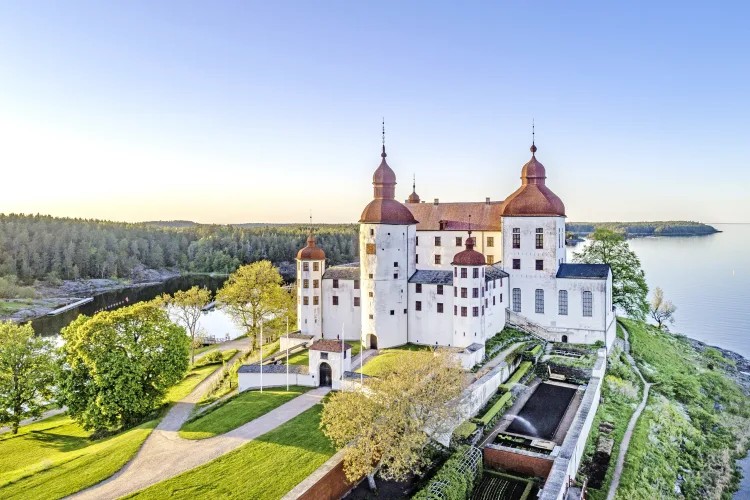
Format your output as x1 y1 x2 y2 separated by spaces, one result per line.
360 146 418 225
501 145 565 217
297 231 326 260
452 234 486 266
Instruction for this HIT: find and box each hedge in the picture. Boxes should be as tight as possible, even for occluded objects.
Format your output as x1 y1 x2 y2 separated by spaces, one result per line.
478 392 513 426
412 445 482 500
499 361 532 391
525 344 542 356
453 421 477 440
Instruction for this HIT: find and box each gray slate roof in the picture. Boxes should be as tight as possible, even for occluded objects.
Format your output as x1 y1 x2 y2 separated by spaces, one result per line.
238 364 309 374
466 343 484 353
408 269 454 285
485 265 509 282
556 263 610 279
322 265 360 280
284 332 314 340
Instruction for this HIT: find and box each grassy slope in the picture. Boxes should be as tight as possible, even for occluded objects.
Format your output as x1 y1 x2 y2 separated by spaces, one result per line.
355 343 433 377
0 414 156 500
286 349 309 366
179 386 312 440
126 404 336 500
610 319 749 499
164 361 223 404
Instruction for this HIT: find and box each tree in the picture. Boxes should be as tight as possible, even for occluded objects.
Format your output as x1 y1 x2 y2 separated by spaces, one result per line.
320 350 466 490
161 286 212 364
650 286 677 329
216 261 289 351
0 322 55 434
573 228 649 320
57 301 189 431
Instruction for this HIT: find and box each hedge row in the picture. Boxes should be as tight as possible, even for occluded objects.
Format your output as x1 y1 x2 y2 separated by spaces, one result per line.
499 361 532 391
412 445 482 500
477 392 513 426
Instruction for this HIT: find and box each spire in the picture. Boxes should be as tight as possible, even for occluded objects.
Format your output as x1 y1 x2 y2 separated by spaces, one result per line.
381 118 386 158
307 212 315 245
413 173 415 192
466 215 475 249
372 118 397 200
530 119 537 155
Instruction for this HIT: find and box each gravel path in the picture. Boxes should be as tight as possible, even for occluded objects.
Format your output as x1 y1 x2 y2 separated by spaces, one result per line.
67 359 329 500
606 323 652 500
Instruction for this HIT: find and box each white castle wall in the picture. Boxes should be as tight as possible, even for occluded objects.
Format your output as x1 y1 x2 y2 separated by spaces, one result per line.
321 278 361 341
407 282 453 347
415 230 503 270
297 258 325 337
452 265 485 348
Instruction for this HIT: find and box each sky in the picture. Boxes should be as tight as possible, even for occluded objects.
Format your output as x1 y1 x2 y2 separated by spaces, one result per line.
1 1 748 224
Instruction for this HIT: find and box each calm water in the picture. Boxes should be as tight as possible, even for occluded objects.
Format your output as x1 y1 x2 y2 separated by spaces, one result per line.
569 224 750 360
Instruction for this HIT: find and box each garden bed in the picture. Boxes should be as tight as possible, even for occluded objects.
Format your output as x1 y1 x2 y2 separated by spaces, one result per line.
470 471 536 500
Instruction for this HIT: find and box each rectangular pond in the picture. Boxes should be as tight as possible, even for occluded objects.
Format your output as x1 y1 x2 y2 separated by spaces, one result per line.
505 382 577 441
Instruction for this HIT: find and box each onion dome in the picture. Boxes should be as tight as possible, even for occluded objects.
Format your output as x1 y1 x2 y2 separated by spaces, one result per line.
406 175 420 203
501 144 565 217
297 230 326 260
360 146 418 225
452 231 486 266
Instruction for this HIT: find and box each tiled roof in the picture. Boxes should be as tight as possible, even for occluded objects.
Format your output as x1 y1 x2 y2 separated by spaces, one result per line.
344 371 373 380
309 339 352 352
404 201 504 231
322 266 360 280
238 364 309 374
408 270 454 285
556 263 610 279
466 343 484 353
485 265 509 282
284 332 314 340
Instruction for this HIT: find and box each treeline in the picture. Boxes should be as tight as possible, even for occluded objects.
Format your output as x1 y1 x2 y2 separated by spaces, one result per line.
0 214 357 284
566 221 719 237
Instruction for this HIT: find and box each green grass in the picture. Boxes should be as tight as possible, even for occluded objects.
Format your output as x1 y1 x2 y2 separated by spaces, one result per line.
179 386 312 440
286 349 309 366
0 414 156 500
548 353 597 369
126 404 337 500
499 361 532 391
164 363 222 405
355 343 433 377
478 392 513 425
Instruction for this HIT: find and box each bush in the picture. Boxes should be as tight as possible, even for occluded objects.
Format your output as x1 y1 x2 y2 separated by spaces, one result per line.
195 350 223 367
453 421 477 442
499 361 532 391
412 445 482 500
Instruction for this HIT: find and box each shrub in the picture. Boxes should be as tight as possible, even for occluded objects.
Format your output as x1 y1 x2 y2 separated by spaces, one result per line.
195 350 223 367
499 361 532 391
478 392 513 426
453 421 477 442
412 445 482 500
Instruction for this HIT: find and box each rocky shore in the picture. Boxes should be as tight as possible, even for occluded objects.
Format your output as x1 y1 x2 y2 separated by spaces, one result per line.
683 335 750 393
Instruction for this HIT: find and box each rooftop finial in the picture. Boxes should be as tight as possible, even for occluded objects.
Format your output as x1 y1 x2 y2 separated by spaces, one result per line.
307 211 315 245
413 173 416 192
381 118 386 158
468 214 472 237
530 119 537 155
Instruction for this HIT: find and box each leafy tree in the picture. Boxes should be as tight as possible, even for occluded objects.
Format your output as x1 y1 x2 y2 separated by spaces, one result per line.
0 322 56 434
320 350 466 490
216 261 289 351
573 228 649 320
160 286 212 364
57 301 189 431
650 286 677 329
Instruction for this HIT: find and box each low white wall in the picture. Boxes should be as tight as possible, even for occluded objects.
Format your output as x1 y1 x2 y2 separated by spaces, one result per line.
238 371 315 391
280 336 310 352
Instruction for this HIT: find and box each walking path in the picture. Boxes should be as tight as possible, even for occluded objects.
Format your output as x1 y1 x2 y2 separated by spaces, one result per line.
67 360 329 500
0 407 67 435
193 336 252 361
606 323 652 500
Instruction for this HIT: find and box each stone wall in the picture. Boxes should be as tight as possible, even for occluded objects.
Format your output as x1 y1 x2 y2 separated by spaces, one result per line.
281 450 358 500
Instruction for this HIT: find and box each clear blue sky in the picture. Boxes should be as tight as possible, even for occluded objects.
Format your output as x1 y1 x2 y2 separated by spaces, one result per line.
1 1 748 224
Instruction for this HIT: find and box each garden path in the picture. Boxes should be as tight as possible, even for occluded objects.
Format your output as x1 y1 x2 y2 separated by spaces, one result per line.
606 323 652 500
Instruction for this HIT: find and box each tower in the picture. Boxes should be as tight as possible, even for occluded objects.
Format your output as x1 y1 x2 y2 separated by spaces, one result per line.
296 228 326 337
452 229 486 347
359 132 418 350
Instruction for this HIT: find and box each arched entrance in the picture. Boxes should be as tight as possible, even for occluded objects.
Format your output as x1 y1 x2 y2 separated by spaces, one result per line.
319 362 332 387
561 335 568 343
367 334 378 350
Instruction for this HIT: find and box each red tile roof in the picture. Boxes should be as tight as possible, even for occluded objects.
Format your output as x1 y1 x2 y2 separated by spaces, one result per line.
501 148 565 217
309 339 352 352
404 201 504 231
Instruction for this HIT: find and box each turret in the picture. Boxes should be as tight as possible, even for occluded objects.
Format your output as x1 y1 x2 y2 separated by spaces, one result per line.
296 229 325 337
452 230 486 346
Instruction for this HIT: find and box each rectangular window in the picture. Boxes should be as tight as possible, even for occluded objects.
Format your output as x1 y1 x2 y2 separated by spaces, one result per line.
472 288 479 298
303 279 309 288
333 296 339 306
461 306 467 317
313 279 319 289
370 228 374 236
416 236 419 246
487 255 494 265
512 228 520 248
536 259 544 271
369 273 373 279
303 262 309 271
456 236 462 247
473 306 479 317
493 296 496 305
558 290 568 315
512 288 521 312
454 267 457 277
486 236 494 247
332 279 339 288
369 291 373 297
535 289 544 314
303 296 309 305
437 284 443 295
393 273 398 279
354 297 360 307
435 236 441 246
461 288 467 298
499 293 503 303
481 305 484 315
416 254 419 264
390 310 394 315
435 255 441 265
394 261 398 267
461 268 467 278
366 243 376 255
513 259 521 270
583 291 593 317
473 268 479 278
313 296 319 305
313 262 320 272
415 301 422 311
454 305 457 315
416 283 422 293
536 228 543 249
354 279 360 289
320 351 328 359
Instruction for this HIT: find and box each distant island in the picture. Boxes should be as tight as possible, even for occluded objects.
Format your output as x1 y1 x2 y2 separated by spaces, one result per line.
566 221 720 238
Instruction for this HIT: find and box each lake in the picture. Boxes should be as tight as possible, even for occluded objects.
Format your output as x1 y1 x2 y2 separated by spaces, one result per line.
568 223 750 360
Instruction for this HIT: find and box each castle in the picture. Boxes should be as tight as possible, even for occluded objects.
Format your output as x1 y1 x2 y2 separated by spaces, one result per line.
294 139 616 368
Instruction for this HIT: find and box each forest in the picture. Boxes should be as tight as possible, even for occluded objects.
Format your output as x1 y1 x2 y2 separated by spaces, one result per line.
0 214 357 284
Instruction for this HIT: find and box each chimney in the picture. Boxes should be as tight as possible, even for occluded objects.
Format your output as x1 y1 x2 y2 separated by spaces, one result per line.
434 198 439 205
486 197 491 205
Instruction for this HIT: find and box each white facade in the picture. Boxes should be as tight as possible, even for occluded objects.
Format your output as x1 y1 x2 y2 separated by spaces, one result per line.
309 347 351 390
296 257 324 337
321 276 361 341
416 230 503 269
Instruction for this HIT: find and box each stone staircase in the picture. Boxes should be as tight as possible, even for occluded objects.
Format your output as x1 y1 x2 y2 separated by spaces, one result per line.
505 308 551 343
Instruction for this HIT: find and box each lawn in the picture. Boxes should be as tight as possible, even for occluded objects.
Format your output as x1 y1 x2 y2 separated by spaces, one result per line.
355 343 433 377
163 362 223 405
286 348 310 366
126 404 337 500
179 386 313 440
0 414 157 500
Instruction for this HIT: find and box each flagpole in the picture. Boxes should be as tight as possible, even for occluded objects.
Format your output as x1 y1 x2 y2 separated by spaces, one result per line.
260 321 263 394
341 323 345 392
360 328 363 388
286 316 289 392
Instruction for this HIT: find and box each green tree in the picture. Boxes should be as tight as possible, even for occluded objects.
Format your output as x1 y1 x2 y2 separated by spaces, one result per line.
649 286 677 329
573 228 649 320
160 286 212 364
321 350 466 490
0 322 56 434
57 301 189 432
216 261 289 351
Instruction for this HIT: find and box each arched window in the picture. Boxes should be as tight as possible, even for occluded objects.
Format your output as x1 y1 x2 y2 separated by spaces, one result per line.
512 288 521 312
559 290 568 315
583 291 593 317
535 289 544 314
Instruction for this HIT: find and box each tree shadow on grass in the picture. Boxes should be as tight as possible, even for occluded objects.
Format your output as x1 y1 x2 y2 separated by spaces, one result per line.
252 404 336 455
